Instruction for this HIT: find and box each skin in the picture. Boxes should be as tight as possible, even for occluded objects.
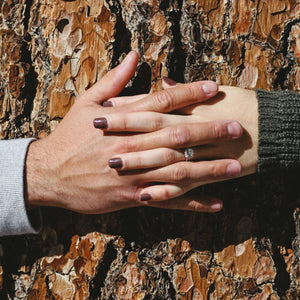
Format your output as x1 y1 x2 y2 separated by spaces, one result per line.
99 77 258 202
25 52 244 214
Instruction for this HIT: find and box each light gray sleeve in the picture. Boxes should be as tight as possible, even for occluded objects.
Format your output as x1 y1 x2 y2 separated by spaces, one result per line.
0 138 42 236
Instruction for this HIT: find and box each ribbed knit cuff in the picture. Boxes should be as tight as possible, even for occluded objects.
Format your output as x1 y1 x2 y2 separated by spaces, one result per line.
256 89 300 173
0 138 42 236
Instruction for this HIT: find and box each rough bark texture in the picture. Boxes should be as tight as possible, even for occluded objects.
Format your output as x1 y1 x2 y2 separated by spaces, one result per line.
0 0 299 299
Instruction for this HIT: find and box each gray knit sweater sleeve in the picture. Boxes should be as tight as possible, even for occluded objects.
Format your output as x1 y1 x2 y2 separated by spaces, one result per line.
0 138 42 236
256 89 300 172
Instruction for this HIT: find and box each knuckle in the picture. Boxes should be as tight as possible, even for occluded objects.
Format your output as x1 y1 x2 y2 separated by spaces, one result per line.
172 165 188 181
190 200 210 212
152 115 164 130
187 83 202 99
210 163 226 178
169 126 191 146
190 201 201 212
149 114 164 131
120 136 136 152
209 122 226 139
152 90 174 111
163 149 177 164
121 116 128 130
131 187 143 204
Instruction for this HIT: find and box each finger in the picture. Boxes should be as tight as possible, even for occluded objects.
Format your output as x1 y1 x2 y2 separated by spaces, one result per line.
108 142 240 170
117 80 219 114
78 51 139 104
108 148 184 170
138 159 242 188
115 159 240 204
94 112 190 131
162 76 178 89
121 120 243 152
140 181 216 203
149 192 223 213
102 94 148 107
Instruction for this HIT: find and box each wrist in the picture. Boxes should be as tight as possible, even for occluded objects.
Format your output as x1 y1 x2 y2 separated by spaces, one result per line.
240 89 259 175
25 139 58 208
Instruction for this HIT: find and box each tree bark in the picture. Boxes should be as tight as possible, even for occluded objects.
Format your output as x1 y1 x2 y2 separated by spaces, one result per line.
0 0 299 299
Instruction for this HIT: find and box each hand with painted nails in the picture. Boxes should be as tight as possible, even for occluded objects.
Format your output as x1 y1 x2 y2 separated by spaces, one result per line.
25 51 232 214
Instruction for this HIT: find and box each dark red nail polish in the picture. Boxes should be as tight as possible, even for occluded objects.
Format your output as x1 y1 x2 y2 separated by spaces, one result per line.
140 193 152 202
102 100 113 107
108 158 123 169
94 118 108 129
162 76 177 86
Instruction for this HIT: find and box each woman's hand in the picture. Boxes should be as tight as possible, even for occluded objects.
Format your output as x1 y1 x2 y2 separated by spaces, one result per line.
98 81 258 203
161 78 258 174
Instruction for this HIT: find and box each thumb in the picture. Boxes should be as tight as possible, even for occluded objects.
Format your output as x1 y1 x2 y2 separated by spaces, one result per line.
81 51 139 104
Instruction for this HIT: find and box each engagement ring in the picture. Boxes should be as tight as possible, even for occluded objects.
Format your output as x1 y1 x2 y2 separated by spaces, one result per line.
184 148 194 161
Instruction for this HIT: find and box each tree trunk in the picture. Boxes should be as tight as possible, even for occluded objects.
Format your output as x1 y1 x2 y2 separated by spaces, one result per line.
0 0 299 299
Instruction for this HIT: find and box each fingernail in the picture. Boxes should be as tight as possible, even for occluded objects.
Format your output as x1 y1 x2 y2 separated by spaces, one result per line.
211 202 222 211
94 118 108 129
162 76 177 86
108 158 123 169
202 81 218 96
102 100 113 107
140 193 152 202
227 121 242 138
121 51 134 65
226 161 242 177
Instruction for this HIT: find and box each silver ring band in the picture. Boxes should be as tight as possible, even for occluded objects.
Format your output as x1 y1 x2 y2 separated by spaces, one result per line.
184 148 194 161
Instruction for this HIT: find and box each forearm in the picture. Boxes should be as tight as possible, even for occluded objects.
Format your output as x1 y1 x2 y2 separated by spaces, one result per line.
25 138 61 209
